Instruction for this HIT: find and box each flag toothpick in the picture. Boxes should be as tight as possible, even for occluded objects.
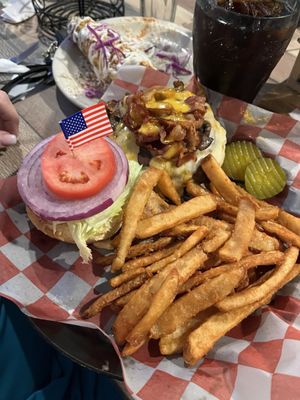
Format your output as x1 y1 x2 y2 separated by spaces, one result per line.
59 102 113 151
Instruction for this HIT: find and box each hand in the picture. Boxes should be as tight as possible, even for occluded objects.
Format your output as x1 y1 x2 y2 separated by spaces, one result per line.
0 91 19 147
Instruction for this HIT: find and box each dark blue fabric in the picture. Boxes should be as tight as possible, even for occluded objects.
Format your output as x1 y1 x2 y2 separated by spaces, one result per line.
0 297 123 400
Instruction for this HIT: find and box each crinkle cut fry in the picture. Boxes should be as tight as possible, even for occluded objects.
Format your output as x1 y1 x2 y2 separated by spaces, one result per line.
112 167 162 271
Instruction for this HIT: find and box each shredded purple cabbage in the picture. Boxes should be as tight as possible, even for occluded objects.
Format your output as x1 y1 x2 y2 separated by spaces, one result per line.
87 24 125 68
84 86 103 99
87 24 108 69
155 50 192 77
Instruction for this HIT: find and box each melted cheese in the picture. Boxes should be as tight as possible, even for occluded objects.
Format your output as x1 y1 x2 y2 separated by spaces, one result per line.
145 88 193 114
149 104 226 190
113 103 226 191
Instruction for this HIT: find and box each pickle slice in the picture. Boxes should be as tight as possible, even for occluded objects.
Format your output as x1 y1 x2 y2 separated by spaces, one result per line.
245 157 286 200
222 141 262 181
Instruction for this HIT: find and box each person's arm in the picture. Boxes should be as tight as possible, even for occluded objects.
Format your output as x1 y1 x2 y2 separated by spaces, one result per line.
0 90 19 147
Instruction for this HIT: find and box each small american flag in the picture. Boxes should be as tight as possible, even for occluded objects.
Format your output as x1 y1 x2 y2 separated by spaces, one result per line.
59 102 113 149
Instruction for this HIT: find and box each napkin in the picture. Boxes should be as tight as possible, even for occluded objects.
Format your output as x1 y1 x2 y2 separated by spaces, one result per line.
0 59 29 73
0 0 35 24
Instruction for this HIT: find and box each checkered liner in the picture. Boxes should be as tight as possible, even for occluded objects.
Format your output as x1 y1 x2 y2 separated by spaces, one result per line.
1 67 300 399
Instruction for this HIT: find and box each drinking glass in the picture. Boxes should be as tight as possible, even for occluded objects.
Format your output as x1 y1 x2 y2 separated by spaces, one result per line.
193 0 300 103
140 0 177 22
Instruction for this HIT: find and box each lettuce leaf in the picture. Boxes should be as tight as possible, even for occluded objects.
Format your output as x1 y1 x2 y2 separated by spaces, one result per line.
65 160 142 262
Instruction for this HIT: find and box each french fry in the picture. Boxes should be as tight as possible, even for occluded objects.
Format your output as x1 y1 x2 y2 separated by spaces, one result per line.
284 263 300 284
201 229 231 253
201 154 241 205
255 206 279 221
235 184 279 220
202 155 278 220
209 182 222 198
96 237 174 267
277 210 300 236
178 271 205 294
219 198 256 262
192 215 232 232
186 180 210 197
150 267 244 339
179 250 284 295
261 221 300 248
81 273 149 319
202 253 222 270
128 237 173 258
143 226 208 277
114 290 137 308
235 272 250 292
216 200 238 217
216 246 299 312
113 247 208 344
234 183 264 208
250 228 280 252
121 342 143 357
82 158 300 362
217 198 277 222
112 167 162 271
157 169 181 205
142 190 170 218
135 195 217 239
183 294 272 366
159 308 215 355
184 261 300 366
162 223 200 237
110 267 149 288
122 242 181 272
125 269 179 353
216 212 236 224
111 228 208 287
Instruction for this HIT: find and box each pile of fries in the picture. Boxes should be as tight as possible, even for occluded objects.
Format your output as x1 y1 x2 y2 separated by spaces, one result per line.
81 154 300 366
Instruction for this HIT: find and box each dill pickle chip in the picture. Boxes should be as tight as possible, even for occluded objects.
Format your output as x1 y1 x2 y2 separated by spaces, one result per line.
245 157 286 200
222 141 262 181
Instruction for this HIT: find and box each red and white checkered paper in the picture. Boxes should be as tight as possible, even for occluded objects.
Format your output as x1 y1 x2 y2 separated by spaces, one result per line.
1 66 300 400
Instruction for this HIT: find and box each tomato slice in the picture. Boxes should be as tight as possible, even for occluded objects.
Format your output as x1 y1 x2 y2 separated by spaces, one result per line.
41 133 116 200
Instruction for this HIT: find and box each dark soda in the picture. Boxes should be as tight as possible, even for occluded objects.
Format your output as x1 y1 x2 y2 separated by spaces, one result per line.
193 0 300 102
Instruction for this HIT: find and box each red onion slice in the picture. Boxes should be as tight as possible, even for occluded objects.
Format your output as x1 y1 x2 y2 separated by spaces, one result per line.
17 137 128 221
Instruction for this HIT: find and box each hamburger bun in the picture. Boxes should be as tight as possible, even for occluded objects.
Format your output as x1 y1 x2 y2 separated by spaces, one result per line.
27 205 123 246
27 207 75 243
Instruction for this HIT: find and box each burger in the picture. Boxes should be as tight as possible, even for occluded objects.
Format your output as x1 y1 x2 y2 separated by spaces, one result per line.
17 83 226 263
17 134 142 263
108 81 226 190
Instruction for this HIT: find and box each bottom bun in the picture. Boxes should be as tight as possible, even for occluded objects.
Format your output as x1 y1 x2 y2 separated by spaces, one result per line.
27 207 75 243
